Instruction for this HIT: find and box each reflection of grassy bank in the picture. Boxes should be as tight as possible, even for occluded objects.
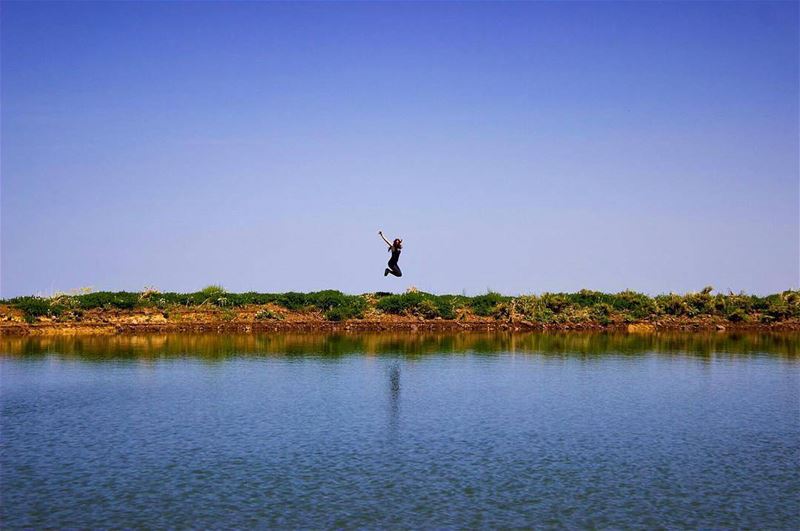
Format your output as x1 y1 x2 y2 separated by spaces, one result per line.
2 287 799 330
2 331 797 360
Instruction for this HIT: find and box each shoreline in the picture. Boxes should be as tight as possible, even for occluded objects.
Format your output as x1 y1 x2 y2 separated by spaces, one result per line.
2 313 798 336
3 289 798 336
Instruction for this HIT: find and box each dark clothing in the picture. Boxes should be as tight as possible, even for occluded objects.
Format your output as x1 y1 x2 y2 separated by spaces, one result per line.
385 246 402 277
385 262 402 277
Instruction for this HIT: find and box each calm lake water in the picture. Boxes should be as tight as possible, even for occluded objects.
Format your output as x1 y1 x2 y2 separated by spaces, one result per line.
1 333 798 529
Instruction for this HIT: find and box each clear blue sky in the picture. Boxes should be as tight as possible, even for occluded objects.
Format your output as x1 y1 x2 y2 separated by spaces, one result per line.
2 1 797 297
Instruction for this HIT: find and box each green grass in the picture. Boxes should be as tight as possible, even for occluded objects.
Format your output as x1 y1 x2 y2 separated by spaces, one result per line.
4 288 799 324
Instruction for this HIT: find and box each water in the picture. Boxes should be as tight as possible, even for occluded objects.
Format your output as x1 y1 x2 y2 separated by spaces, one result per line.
2 333 798 528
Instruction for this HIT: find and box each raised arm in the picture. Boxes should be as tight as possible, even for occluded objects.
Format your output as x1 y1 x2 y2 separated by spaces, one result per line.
378 230 392 247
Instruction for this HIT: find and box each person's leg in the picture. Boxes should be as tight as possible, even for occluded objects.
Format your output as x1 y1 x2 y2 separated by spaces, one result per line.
386 258 402 277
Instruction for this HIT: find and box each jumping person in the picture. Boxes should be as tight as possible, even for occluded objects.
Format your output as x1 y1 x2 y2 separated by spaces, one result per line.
378 230 403 277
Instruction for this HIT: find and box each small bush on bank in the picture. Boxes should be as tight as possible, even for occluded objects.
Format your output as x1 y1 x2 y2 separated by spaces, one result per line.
515 296 554 323
433 296 459 319
8 296 51 323
726 308 747 322
608 290 657 319
74 292 140 310
255 309 284 321
416 299 440 319
655 293 688 316
268 291 368 320
200 285 226 298
235 292 281 306
470 292 510 316
591 303 613 325
374 292 460 319
198 285 229 306
324 304 363 321
377 292 426 315
277 292 309 310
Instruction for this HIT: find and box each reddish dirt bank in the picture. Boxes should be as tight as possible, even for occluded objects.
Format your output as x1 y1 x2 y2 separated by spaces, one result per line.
1 305 798 336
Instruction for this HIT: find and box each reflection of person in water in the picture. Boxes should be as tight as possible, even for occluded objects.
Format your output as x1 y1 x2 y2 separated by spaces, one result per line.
378 230 403 277
389 364 400 400
388 363 400 434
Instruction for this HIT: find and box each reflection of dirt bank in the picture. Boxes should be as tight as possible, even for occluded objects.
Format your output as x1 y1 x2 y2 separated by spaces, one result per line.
0 331 797 359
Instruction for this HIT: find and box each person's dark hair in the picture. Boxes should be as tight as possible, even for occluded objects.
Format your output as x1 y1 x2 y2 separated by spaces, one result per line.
393 238 402 249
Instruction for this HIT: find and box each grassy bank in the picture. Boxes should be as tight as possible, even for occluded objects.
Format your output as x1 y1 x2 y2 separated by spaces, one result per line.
2 286 798 328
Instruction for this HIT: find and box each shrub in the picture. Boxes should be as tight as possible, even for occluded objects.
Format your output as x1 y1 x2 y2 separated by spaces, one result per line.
324 305 363 321
655 294 688 316
375 292 453 318
48 304 66 319
309 290 348 311
470 292 509 316
140 287 161 301
726 308 747 322
10 296 51 323
761 291 800 320
609 290 657 319
516 296 555 323
493 302 514 320
255 309 284 321
433 296 458 319
682 292 713 317
571 289 613 307
591 303 613 325
539 293 569 313
415 299 440 319
200 285 225 298
278 292 309 310
721 293 754 318
74 292 139 310
235 292 281 306
376 292 424 314
272 291 368 320
195 285 230 306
